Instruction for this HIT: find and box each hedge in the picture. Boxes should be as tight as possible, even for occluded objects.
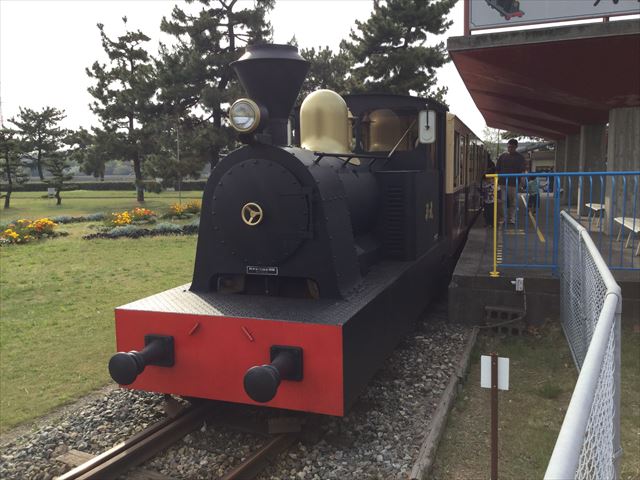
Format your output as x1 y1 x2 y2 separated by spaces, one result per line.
0 180 207 193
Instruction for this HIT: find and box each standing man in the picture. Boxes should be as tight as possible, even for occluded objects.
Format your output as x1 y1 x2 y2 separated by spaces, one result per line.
482 165 498 227
496 138 527 225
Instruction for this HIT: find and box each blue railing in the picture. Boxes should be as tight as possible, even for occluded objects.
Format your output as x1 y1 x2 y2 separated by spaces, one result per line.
490 171 640 273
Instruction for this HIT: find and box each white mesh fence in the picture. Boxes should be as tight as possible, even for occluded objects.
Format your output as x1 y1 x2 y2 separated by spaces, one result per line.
545 212 622 480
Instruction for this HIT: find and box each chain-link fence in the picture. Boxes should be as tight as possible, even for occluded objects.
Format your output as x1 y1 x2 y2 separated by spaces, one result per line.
545 211 622 480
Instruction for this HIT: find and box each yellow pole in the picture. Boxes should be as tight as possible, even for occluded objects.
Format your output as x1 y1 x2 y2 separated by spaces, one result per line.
489 174 500 277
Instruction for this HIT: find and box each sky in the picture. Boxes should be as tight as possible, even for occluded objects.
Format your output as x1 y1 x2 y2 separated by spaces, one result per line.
0 0 484 136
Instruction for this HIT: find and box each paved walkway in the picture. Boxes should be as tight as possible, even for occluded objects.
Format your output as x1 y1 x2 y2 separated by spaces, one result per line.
449 206 640 324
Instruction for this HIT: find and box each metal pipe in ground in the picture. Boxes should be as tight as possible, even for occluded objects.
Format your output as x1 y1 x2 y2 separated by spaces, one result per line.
491 351 498 480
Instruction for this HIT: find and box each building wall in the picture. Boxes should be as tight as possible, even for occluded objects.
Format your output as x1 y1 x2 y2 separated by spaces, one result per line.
605 106 640 226
531 151 555 172
577 124 607 212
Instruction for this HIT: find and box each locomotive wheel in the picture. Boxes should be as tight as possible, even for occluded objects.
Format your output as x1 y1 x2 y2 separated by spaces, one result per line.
211 158 310 265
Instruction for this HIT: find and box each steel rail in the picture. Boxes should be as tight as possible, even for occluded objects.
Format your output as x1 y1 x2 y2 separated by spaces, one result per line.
57 402 210 480
219 432 298 480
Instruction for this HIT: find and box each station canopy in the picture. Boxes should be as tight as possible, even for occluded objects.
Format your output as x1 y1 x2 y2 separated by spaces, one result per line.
448 20 640 140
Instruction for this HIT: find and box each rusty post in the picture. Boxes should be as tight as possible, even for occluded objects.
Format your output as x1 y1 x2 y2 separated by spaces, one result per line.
491 352 498 480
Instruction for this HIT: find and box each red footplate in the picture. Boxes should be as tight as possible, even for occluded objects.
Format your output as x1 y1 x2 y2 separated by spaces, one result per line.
115 309 344 416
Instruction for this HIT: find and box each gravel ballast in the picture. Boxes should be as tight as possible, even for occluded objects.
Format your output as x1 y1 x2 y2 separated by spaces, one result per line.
0 299 468 480
0 390 166 480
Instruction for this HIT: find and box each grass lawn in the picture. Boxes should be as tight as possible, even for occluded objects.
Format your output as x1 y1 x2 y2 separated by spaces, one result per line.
0 192 201 432
432 319 640 479
2 191 638 477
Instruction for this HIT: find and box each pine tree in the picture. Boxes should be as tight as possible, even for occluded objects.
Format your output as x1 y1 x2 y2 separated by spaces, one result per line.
144 117 207 188
483 126 503 162
65 127 108 181
298 46 351 101
154 0 274 170
44 151 73 206
341 0 456 100
86 17 155 202
9 107 67 181
0 127 29 209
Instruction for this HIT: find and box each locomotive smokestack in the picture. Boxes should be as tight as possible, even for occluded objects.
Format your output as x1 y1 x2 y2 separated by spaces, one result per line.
231 44 309 145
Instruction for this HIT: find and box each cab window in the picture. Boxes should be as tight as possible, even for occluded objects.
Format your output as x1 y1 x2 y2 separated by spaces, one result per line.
359 108 419 153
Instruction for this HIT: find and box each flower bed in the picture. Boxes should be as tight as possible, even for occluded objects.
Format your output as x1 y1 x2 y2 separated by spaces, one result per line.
1 218 64 245
184 200 201 214
83 220 199 240
51 213 106 224
105 208 157 228
106 211 132 227
165 201 201 219
131 207 155 222
2 213 106 230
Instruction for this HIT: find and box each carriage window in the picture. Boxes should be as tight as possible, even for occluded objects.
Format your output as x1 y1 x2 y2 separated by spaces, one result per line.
454 132 461 187
459 135 467 186
360 109 419 153
470 144 477 182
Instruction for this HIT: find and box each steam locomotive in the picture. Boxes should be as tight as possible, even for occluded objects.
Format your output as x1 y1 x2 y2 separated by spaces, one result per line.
108 44 486 416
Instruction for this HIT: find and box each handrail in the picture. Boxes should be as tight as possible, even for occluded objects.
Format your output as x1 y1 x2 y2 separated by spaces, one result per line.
489 171 640 177
484 171 640 273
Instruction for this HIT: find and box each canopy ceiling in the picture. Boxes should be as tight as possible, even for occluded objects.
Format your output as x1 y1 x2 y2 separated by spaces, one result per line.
448 20 640 140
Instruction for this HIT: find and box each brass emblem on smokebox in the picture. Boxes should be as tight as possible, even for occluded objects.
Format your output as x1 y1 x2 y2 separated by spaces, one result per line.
241 202 264 226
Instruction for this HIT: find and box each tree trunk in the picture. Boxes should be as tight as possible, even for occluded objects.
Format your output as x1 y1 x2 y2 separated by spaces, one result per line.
4 154 12 209
129 113 144 203
133 156 144 203
210 146 221 170
55 189 62 205
37 151 44 181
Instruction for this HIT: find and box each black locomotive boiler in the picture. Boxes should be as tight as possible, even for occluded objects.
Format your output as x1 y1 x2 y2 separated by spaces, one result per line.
108 44 484 416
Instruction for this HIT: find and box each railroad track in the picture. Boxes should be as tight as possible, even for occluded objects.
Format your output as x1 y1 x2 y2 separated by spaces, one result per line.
220 432 298 480
56 400 302 480
56 401 210 480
